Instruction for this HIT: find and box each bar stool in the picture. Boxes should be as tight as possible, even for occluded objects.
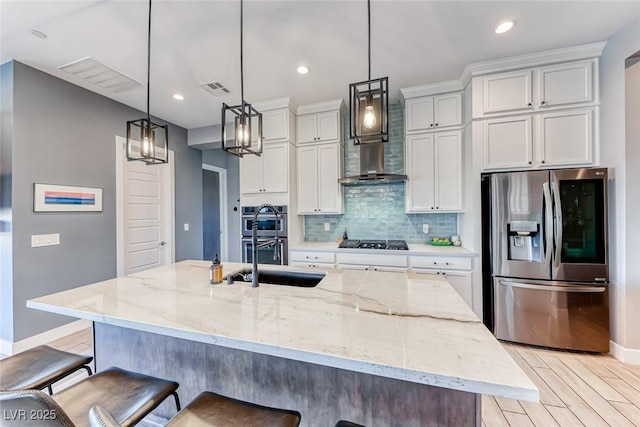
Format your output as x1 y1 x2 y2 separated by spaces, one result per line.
335 421 365 427
89 391 301 427
0 345 93 394
0 389 75 427
53 366 180 427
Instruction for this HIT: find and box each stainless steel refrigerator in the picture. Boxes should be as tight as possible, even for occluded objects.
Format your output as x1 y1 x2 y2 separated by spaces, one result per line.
481 168 609 352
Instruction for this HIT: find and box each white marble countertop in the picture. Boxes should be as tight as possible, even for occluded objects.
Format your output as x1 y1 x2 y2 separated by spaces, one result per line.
291 241 475 256
28 260 536 402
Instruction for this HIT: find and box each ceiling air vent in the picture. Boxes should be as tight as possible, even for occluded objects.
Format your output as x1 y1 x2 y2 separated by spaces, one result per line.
58 57 142 93
200 81 231 97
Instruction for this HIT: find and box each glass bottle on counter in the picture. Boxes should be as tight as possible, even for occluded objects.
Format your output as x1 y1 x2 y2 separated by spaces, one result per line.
210 254 223 284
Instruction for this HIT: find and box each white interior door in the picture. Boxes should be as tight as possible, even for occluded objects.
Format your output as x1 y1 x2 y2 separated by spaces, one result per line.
116 137 175 276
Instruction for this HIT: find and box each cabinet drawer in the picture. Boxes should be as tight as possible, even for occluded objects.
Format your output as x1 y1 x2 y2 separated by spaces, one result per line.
290 251 335 263
410 256 472 270
290 261 335 269
336 253 407 268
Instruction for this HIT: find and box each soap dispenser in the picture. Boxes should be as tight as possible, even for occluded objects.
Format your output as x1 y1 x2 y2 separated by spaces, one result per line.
210 254 223 284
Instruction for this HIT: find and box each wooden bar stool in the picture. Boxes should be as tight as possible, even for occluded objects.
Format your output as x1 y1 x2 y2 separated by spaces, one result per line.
89 391 301 427
0 345 93 394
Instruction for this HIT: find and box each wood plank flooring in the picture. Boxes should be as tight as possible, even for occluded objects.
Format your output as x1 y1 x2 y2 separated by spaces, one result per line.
45 329 640 426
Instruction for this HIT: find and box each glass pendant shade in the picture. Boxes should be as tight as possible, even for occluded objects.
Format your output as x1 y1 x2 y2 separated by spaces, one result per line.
349 76 389 144
221 101 263 157
126 118 169 164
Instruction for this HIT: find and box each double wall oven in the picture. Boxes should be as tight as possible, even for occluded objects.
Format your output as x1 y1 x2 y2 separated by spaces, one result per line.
241 205 288 265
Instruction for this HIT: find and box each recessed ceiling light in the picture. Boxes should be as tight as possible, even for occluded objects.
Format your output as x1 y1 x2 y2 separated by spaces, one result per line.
172 94 184 101
29 30 47 39
297 65 309 75
495 21 515 34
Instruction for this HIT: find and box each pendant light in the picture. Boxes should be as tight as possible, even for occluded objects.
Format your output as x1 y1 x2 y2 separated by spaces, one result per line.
349 0 388 145
221 0 263 158
126 0 168 164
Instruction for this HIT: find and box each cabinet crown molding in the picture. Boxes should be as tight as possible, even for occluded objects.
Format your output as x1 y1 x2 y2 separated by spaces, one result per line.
400 80 464 102
252 97 294 112
460 41 605 85
296 99 346 115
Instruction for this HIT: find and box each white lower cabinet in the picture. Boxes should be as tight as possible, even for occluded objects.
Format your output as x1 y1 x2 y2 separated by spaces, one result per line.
336 253 408 272
412 268 472 307
290 261 335 269
290 250 335 269
409 255 473 308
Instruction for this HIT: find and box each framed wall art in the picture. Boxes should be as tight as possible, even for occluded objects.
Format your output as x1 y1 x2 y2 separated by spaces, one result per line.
34 183 103 212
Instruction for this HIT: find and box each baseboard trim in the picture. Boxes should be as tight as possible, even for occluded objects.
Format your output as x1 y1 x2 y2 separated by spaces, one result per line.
610 340 640 365
0 319 91 356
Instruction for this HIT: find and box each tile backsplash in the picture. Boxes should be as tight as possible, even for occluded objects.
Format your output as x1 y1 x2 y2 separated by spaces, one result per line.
304 103 458 243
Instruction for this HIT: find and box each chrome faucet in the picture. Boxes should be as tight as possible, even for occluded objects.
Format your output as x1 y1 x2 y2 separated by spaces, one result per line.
251 203 281 287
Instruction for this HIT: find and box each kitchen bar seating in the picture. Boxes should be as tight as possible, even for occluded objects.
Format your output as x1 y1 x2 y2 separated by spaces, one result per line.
0 367 180 427
0 345 93 394
89 391 301 427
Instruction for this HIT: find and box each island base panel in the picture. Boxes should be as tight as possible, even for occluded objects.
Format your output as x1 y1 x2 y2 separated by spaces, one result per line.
94 323 480 426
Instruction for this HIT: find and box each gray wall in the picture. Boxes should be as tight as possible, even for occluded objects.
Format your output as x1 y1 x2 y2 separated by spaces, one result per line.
1 62 14 342
600 14 640 352
4 61 202 342
202 148 241 262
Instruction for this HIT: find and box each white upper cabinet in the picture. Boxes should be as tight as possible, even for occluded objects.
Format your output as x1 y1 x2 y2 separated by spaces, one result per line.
297 110 340 144
296 143 342 214
482 116 533 170
262 109 290 142
406 93 462 133
240 142 289 194
481 70 533 115
474 59 597 118
481 108 594 171
537 61 594 109
405 130 462 213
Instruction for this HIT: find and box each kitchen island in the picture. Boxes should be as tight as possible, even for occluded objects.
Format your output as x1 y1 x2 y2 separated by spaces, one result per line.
28 260 538 426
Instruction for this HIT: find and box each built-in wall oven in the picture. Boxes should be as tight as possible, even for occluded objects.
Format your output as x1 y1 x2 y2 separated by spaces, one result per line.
241 205 288 265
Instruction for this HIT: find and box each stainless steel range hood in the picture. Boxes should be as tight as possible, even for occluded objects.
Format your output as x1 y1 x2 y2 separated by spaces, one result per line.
339 142 407 185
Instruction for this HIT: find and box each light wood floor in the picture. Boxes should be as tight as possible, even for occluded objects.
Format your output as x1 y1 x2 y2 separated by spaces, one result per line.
47 329 640 426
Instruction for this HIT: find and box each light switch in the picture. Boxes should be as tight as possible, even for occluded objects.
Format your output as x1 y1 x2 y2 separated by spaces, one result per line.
184 223 190 231
422 224 429 234
31 233 60 247
324 223 330 231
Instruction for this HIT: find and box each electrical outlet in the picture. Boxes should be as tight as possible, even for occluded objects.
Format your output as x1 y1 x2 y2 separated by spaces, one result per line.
422 224 429 234
184 223 190 231
324 222 330 231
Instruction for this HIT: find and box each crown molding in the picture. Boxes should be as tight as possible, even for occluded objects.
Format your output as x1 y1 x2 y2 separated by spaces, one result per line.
460 41 607 85
253 97 293 112
296 99 346 115
399 80 464 101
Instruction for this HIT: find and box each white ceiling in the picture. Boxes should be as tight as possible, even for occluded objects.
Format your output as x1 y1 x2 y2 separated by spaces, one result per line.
3 0 640 130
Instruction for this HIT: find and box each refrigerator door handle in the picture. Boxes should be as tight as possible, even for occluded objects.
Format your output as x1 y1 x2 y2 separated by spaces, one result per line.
542 182 553 268
552 180 563 268
498 280 605 293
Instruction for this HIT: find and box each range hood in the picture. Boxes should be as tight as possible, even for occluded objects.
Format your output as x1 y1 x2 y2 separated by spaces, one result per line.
339 142 407 185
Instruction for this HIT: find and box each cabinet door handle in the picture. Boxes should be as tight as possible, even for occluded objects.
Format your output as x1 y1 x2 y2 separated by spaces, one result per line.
445 262 450 265
541 160 545 164
442 272 447 276
528 161 532 165
435 206 439 209
430 124 434 127
527 103 532 107
435 123 439 127
433 261 437 265
430 206 434 210
541 101 546 106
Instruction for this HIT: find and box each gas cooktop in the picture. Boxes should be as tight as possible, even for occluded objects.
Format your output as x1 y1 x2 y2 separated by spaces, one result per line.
338 239 409 250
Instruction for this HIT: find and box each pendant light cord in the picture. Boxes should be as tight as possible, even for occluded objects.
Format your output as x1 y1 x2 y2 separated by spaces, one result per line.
146 0 152 122
240 0 244 105
367 0 371 82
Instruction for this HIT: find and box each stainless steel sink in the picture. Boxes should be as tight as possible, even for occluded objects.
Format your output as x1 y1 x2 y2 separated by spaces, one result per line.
227 268 326 287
